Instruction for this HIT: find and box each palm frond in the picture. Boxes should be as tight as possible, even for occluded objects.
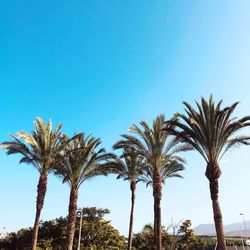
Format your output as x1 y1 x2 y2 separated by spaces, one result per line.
53 133 113 189
1 118 64 173
117 115 187 188
164 96 250 164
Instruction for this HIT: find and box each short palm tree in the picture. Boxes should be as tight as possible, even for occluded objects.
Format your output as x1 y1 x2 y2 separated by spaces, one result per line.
142 223 154 234
114 115 189 250
164 96 250 250
103 148 145 250
1 118 65 250
53 133 113 250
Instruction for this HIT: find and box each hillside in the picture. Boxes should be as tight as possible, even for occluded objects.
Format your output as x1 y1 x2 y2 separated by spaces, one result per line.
194 221 250 237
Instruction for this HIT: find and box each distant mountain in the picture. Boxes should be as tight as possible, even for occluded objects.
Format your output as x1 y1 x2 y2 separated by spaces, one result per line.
194 221 250 237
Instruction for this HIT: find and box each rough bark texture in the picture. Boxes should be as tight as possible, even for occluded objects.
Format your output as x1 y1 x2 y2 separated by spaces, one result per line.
128 181 136 250
31 174 48 250
153 171 162 250
66 187 78 250
206 163 227 250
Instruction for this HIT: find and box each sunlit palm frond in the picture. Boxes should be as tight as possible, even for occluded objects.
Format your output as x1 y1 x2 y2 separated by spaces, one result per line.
101 146 146 185
53 133 113 190
114 115 187 186
164 96 250 163
1 118 64 173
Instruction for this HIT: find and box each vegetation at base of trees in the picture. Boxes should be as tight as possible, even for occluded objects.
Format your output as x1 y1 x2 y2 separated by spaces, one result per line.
0 216 247 250
132 224 173 250
0 207 126 250
132 220 247 250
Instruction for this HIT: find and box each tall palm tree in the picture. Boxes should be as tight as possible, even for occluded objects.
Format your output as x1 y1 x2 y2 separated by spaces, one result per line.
103 148 145 250
1 118 65 250
163 96 250 250
113 115 189 250
53 133 113 250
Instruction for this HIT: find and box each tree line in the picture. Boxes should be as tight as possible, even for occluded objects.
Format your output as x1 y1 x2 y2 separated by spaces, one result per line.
0 207 126 250
1 96 250 250
1 214 246 250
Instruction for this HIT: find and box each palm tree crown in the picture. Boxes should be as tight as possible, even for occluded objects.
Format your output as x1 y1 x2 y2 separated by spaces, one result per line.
54 133 113 188
105 148 145 183
114 115 189 175
164 96 250 165
142 157 185 187
1 117 64 174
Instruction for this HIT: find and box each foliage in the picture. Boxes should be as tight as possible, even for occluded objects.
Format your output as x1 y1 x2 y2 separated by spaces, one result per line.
177 220 205 250
54 133 114 189
1 117 65 174
113 115 189 184
178 220 194 240
0 208 126 250
76 218 125 249
75 207 126 249
132 224 174 250
164 96 250 164
80 207 110 221
132 220 246 250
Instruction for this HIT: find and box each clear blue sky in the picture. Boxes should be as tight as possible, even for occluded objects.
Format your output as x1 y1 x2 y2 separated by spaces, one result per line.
1 0 250 236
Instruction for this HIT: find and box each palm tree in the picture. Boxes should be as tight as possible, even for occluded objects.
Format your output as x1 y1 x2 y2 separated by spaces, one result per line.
113 115 189 250
103 148 145 250
53 133 113 250
142 223 154 234
1 118 65 250
163 96 250 250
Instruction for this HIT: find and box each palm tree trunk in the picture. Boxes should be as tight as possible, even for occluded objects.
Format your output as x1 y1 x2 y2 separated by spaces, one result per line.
206 163 227 250
128 181 136 250
209 179 227 250
153 172 162 250
31 173 48 250
66 186 79 250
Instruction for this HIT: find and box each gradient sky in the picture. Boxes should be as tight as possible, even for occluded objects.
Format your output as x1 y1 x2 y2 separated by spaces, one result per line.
1 0 250 236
